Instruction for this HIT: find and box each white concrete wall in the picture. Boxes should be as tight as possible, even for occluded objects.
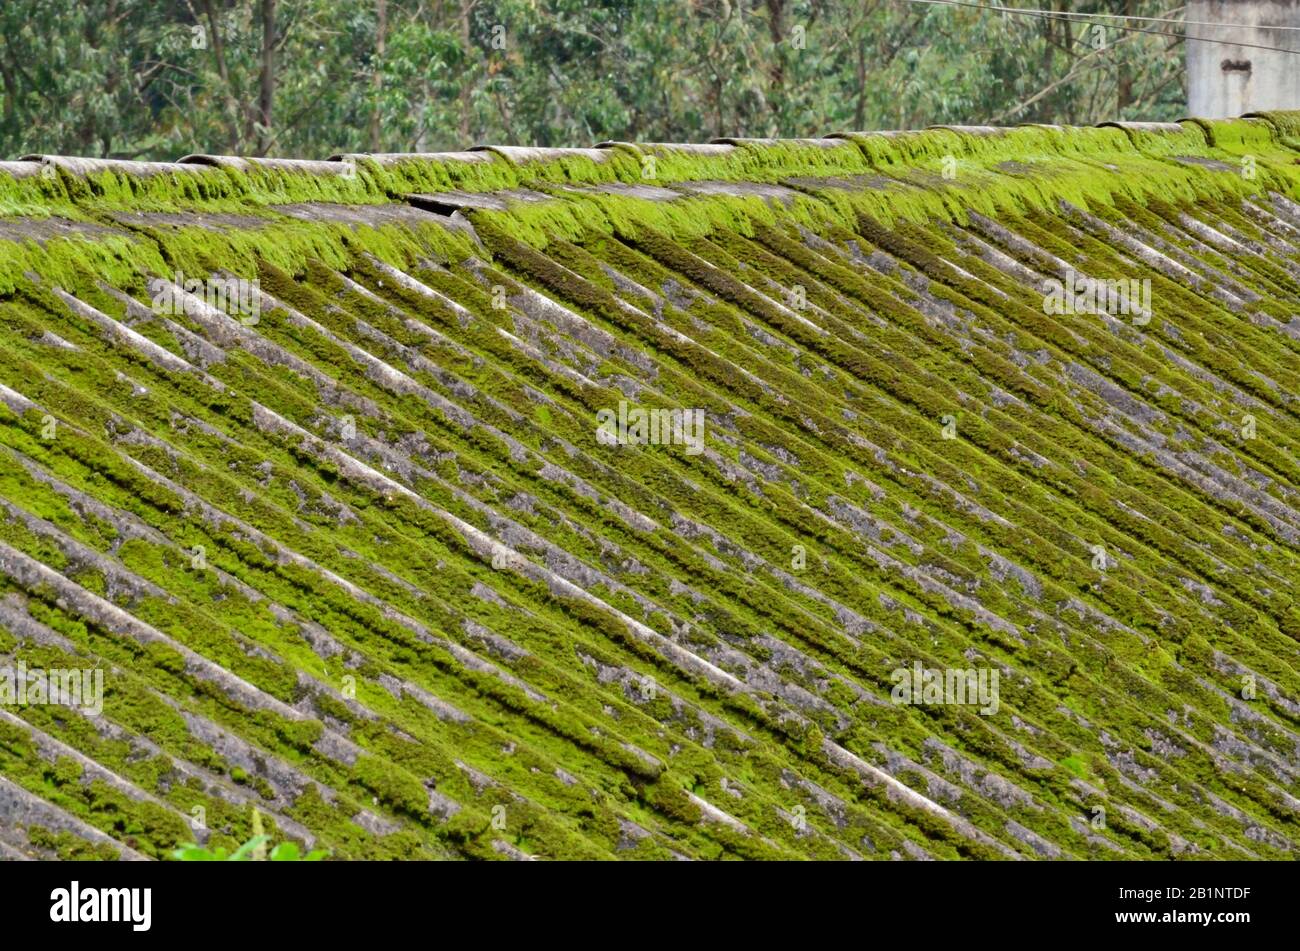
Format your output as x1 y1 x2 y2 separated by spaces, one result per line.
1187 0 1300 116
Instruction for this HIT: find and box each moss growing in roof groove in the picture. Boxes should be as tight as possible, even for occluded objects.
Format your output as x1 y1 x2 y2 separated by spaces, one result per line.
470 189 845 250
33 162 387 213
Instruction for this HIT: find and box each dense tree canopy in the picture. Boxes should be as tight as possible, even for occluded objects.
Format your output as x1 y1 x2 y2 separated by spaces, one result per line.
0 1 1189 159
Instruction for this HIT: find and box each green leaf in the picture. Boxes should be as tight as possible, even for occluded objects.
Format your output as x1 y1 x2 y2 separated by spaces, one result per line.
228 835 271 862
269 842 301 861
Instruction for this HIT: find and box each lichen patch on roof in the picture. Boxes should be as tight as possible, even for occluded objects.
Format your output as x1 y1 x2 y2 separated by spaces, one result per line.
1 113 1299 861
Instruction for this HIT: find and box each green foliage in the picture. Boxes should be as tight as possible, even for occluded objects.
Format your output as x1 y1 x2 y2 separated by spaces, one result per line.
171 835 329 861
0 0 1191 160
172 810 328 860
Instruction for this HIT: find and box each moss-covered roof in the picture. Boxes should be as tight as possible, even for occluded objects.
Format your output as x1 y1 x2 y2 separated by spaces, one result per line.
2 113 1299 860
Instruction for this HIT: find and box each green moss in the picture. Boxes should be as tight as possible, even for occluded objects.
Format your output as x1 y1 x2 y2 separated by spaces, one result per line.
2 114 1299 861
25 826 121 861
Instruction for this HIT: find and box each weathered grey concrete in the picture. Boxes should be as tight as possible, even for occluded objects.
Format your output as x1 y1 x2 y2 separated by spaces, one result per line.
1187 1 1300 116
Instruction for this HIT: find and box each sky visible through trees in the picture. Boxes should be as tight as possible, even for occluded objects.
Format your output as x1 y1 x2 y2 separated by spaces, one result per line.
0 1 1189 159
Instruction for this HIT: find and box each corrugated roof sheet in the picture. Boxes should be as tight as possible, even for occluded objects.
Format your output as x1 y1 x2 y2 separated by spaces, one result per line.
1 113 1299 861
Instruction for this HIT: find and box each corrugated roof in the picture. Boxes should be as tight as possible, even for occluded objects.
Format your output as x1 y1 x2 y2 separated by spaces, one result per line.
1 113 1299 860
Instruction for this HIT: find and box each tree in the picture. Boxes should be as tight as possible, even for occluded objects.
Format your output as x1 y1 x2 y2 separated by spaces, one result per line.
0 0 1191 161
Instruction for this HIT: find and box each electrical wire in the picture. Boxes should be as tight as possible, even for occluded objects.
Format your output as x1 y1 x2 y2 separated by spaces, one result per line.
898 0 1300 55
954 3 1300 31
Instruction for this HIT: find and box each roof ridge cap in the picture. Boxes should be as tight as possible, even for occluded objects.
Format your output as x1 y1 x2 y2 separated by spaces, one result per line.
2 109 1291 169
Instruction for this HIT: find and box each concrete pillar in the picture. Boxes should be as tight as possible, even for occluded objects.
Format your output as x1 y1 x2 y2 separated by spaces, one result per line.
1186 0 1300 117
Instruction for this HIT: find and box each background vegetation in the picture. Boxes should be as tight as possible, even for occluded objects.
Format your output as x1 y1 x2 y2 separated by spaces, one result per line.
0 1 1189 160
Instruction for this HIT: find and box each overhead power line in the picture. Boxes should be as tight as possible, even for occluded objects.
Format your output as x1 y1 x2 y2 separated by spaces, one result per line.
958 3 1300 31
898 0 1300 55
